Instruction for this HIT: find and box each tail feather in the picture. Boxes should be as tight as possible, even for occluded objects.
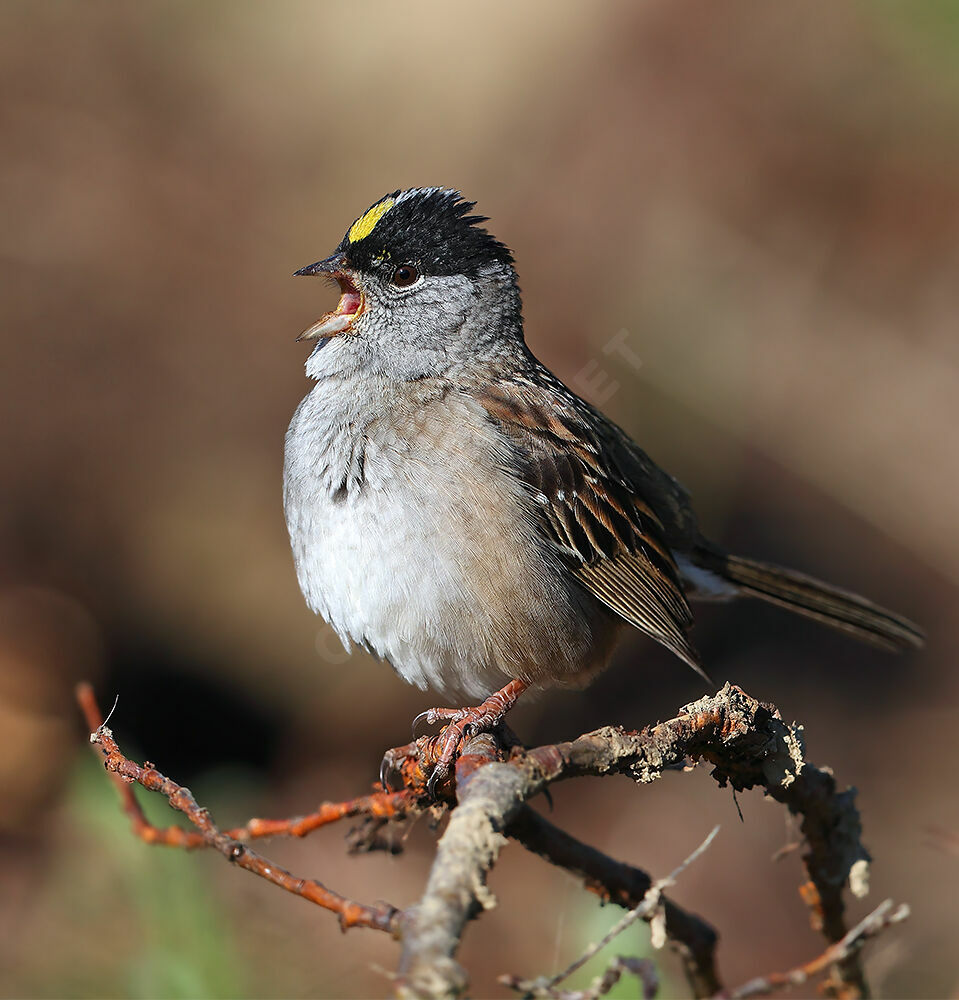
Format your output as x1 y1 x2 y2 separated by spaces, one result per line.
693 548 925 652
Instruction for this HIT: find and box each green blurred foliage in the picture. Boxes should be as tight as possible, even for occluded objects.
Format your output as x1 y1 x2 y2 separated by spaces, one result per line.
17 759 249 999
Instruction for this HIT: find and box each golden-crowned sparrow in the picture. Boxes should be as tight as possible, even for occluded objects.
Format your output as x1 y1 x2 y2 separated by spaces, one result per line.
284 188 923 787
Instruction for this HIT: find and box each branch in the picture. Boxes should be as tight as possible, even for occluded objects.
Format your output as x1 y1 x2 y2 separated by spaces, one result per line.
724 899 910 999
395 733 516 997
506 806 720 997
501 956 658 1000
397 683 875 999
78 682 904 1000
77 683 421 850
499 826 719 997
78 684 401 933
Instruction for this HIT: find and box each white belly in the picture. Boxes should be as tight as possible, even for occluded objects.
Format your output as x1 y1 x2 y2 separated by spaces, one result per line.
290 468 507 696
284 380 613 699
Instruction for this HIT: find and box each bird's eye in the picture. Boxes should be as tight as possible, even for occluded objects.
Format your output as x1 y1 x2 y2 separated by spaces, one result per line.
390 264 419 288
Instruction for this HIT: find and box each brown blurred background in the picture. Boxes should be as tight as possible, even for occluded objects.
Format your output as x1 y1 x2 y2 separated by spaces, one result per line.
1 2 957 997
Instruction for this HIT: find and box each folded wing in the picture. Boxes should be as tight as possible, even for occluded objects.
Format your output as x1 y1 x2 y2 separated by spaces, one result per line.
472 364 707 678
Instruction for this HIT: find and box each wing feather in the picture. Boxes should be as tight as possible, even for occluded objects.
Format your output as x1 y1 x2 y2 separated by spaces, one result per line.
472 367 706 677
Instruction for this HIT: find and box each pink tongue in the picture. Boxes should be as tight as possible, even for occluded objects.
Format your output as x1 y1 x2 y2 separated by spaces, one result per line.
339 290 361 315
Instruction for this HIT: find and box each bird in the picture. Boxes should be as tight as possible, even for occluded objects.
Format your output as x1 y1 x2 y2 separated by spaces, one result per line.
283 186 923 790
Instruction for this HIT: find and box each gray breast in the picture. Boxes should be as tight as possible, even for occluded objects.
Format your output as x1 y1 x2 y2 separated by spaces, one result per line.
283 378 621 699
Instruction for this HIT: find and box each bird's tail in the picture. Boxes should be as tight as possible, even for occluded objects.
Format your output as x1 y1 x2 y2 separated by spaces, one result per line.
692 546 925 652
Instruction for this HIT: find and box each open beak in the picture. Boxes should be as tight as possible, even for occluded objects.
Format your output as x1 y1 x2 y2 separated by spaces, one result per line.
293 252 366 342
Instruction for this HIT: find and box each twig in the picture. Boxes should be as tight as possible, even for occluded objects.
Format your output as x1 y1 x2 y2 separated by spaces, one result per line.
78 682 156 838
395 737 521 998
501 826 719 998
77 683 422 848
507 806 720 997
724 899 910 999
396 684 879 998
500 956 658 1000
79 685 399 933
78 682 907 1000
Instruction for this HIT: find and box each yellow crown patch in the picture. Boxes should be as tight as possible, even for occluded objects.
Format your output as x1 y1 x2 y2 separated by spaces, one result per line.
348 198 395 244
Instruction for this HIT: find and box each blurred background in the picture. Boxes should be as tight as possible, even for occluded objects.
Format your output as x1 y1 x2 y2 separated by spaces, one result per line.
1 2 957 997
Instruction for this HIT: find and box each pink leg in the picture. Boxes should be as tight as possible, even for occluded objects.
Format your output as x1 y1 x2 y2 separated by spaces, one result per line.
423 678 530 796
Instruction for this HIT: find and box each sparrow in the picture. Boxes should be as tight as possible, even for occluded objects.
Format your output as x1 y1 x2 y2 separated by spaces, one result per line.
283 187 923 789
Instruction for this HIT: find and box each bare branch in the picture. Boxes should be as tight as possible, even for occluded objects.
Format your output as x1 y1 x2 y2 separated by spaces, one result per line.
78 681 905 1000
396 733 520 998
79 685 400 933
724 899 910 999
500 826 719 998
506 806 720 997
78 682 424 849
397 683 875 998
500 956 658 1000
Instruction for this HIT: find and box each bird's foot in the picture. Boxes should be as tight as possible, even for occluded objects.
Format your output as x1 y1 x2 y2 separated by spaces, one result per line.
415 678 530 798
379 741 421 793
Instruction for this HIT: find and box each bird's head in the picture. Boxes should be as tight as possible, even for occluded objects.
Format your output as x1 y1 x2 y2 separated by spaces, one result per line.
294 188 522 380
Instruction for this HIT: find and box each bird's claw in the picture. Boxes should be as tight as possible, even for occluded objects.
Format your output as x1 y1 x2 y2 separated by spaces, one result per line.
379 753 393 792
411 710 432 737
425 762 446 800
379 742 419 792
412 706 463 737
423 714 477 799
399 681 530 799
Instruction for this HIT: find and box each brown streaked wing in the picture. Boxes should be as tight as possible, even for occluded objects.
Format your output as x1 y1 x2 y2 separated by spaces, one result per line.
472 373 705 677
